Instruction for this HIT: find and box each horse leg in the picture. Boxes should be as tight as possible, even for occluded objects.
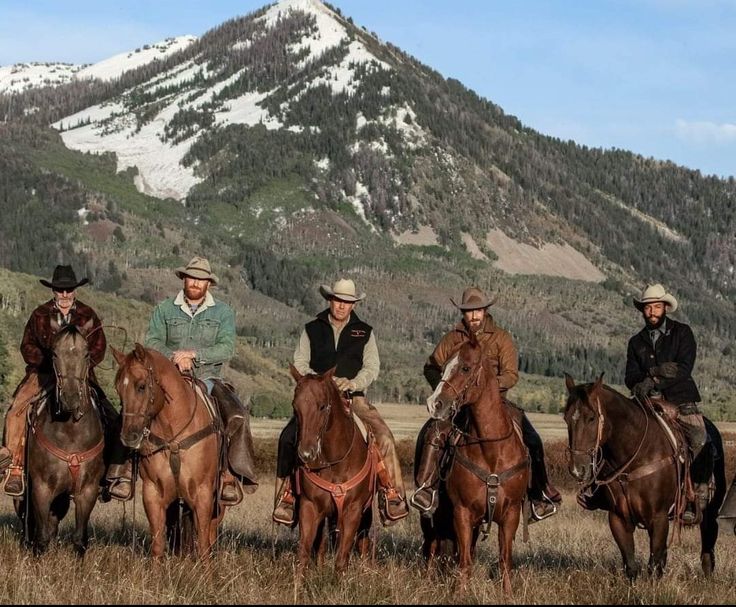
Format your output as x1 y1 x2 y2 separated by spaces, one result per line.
142 481 168 559
497 505 521 595
646 513 669 578
355 507 373 562
30 482 55 556
297 501 321 577
453 506 475 590
335 504 362 574
192 491 216 561
609 511 639 580
700 504 719 576
72 484 98 557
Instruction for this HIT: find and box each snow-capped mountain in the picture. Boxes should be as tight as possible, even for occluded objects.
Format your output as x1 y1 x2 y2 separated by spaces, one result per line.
0 36 196 95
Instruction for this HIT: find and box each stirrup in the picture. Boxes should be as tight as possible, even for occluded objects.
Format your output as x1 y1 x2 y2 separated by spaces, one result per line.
529 497 557 522
220 480 243 507
3 467 25 498
409 484 438 517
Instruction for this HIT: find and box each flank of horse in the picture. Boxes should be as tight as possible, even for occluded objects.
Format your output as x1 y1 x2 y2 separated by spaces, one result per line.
289 365 375 576
112 344 226 560
23 324 105 556
564 374 726 580
425 335 529 594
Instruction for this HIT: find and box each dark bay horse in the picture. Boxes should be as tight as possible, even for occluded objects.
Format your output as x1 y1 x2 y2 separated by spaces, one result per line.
112 344 226 560
288 365 376 575
564 374 726 579
424 335 529 594
22 323 105 556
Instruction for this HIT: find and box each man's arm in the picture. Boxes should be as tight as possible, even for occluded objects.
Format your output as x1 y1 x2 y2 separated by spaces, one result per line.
87 311 106 368
144 304 174 359
350 332 380 392
651 324 696 391
20 313 44 369
194 306 236 365
624 337 646 390
293 329 316 375
423 332 456 390
496 331 519 391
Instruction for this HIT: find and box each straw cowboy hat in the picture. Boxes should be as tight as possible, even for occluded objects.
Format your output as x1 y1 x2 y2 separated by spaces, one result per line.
633 283 678 313
40 265 89 290
175 256 219 285
319 278 365 302
450 286 496 311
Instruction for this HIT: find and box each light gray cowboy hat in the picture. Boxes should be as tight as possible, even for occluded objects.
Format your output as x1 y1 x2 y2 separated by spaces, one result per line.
319 278 365 302
175 256 219 285
633 283 678 313
450 286 496 311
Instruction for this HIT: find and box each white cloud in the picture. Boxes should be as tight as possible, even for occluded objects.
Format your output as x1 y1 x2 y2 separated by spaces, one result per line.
675 119 736 144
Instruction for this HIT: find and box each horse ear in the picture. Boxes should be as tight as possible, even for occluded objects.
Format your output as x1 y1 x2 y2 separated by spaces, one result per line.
289 363 303 383
79 318 95 336
564 372 576 393
134 343 147 362
111 347 126 366
323 366 337 380
592 372 605 393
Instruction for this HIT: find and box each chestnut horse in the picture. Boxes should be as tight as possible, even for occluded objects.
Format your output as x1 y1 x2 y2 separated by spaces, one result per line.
425 335 529 594
22 324 105 556
112 344 225 559
289 365 376 575
564 374 726 580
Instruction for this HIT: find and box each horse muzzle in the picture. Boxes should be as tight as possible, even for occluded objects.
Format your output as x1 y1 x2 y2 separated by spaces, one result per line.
427 394 455 421
568 458 594 484
122 431 145 450
298 440 321 465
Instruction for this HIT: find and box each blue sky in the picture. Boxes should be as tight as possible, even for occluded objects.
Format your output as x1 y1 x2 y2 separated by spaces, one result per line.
1 0 734 178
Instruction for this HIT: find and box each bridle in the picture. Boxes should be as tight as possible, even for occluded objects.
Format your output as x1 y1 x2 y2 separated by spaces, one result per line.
437 357 484 420
299 387 356 471
52 347 92 420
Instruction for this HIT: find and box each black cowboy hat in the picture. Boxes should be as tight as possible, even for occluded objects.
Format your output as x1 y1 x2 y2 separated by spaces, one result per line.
39 265 89 291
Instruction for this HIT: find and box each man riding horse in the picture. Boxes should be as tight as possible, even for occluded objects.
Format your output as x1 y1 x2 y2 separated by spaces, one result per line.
0 265 132 498
144 256 258 505
625 283 711 524
272 278 410 527
411 286 562 521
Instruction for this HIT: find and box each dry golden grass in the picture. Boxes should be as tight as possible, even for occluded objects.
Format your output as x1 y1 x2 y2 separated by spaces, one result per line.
1 409 734 604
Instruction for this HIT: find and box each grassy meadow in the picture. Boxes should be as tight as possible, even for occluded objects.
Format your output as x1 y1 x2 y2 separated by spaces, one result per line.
0 409 734 604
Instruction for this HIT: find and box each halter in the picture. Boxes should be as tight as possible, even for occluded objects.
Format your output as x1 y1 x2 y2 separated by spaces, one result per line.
121 356 161 439
437 358 484 419
52 348 92 420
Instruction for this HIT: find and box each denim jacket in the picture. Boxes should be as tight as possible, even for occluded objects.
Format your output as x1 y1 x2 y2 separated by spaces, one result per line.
144 290 235 380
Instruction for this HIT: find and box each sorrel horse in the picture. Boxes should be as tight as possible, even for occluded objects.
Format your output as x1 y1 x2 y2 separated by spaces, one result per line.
21 323 105 556
564 374 726 579
424 335 529 594
112 344 225 559
288 365 376 575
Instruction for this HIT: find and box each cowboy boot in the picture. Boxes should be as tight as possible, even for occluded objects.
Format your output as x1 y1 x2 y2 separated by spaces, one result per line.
379 486 409 526
219 470 243 506
528 439 560 522
683 446 713 525
107 462 134 501
273 476 296 527
410 419 447 516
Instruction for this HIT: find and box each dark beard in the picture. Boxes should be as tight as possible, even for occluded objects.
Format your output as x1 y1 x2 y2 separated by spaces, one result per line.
645 314 666 330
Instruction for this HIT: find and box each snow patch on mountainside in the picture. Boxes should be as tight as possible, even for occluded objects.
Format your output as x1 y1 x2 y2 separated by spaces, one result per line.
0 63 82 93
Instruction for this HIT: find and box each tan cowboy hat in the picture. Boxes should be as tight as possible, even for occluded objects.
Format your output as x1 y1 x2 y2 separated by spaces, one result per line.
633 283 678 313
319 278 365 302
450 286 496 311
175 256 219 285
40 265 89 290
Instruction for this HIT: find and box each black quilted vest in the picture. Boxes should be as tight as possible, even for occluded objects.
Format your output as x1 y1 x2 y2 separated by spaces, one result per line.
305 310 372 379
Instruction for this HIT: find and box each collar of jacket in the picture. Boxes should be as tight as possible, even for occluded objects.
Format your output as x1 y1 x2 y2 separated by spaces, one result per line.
40 299 79 315
174 289 216 318
454 314 496 337
639 317 671 342
316 308 363 328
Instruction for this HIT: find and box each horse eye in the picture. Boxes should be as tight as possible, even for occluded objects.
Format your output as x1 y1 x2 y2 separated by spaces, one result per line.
462 366 471 373
319 402 328 411
136 383 146 393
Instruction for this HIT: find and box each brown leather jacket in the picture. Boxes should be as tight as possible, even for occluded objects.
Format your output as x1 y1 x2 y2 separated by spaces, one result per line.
423 315 519 393
20 299 106 377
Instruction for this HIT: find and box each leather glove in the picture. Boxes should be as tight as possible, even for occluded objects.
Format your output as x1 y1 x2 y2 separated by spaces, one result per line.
333 377 357 392
649 362 679 379
632 377 655 400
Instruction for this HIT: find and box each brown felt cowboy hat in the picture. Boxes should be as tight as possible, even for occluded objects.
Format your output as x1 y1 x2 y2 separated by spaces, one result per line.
175 256 219 285
633 283 678 314
319 278 365 302
450 286 496 311
39 265 89 291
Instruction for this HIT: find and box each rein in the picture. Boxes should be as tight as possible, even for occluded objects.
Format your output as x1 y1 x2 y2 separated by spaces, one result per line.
300 393 357 471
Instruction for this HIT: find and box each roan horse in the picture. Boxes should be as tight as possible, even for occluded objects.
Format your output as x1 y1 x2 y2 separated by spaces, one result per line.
288 365 376 575
564 374 726 579
112 344 226 559
424 335 529 594
21 323 105 556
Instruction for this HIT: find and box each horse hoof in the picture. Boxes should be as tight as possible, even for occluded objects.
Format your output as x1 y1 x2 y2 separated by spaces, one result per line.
701 552 715 576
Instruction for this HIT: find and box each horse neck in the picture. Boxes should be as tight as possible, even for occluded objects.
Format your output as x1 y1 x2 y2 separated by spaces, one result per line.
38 398 103 448
322 395 362 470
600 390 661 464
466 369 512 449
149 362 203 438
